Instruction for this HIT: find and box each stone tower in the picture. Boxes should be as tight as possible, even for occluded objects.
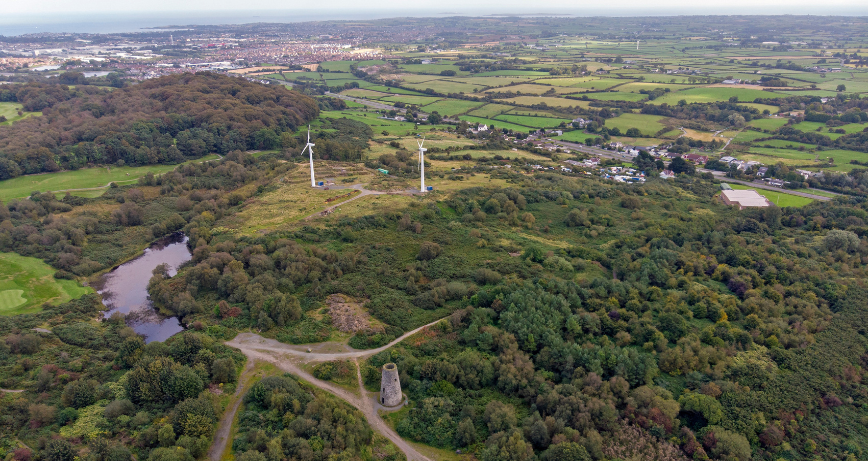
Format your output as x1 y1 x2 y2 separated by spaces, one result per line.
380 363 402 407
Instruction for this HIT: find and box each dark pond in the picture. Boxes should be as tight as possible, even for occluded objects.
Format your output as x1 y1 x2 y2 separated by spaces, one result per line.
94 233 192 343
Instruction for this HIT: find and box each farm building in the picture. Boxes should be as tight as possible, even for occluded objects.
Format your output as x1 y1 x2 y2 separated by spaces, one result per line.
720 189 771 209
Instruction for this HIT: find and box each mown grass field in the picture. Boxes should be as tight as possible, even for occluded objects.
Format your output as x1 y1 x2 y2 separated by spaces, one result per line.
727 184 814 207
0 252 93 315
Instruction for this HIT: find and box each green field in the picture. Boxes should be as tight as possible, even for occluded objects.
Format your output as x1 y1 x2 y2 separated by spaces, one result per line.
0 157 218 203
495 96 590 109
0 252 92 315
586 92 648 101
458 116 535 133
468 103 515 118
493 114 571 129
404 80 483 94
320 110 451 136
748 118 789 131
605 113 668 135
421 99 484 116
651 87 777 105
728 184 814 207
380 95 442 106
475 70 551 77
0 102 41 125
318 61 354 72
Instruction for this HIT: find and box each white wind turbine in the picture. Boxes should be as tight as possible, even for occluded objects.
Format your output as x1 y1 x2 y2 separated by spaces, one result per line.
300 125 316 187
417 138 427 192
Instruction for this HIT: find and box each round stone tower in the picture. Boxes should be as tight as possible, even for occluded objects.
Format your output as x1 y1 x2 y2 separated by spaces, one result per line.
380 363 402 407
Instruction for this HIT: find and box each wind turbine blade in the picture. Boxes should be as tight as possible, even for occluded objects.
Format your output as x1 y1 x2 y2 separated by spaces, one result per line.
307 125 311 144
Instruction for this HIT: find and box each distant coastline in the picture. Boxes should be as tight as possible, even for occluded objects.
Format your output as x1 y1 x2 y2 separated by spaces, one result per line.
3 8 868 36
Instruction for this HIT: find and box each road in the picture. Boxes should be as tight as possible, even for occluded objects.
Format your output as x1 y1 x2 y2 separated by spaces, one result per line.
216 318 445 461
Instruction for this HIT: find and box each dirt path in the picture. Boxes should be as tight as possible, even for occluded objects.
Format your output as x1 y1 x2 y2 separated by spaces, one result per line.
0 389 24 393
215 319 443 461
208 360 255 461
226 318 443 361
304 184 423 221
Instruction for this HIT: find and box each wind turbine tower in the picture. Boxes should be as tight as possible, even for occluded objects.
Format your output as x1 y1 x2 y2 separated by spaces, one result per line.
417 138 427 192
637 40 640 51
300 126 317 187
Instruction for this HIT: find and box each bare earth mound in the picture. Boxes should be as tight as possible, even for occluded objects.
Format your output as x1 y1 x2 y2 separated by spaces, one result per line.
326 294 384 333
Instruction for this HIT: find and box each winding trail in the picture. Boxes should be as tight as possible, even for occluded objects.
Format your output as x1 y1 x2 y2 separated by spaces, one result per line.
208 360 254 461
216 318 444 461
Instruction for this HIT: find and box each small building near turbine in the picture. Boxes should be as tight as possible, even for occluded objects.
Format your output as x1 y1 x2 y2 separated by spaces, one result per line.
380 363 402 407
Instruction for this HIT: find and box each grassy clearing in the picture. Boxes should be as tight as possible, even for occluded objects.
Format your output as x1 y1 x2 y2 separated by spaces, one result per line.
682 128 718 142
727 184 814 207
0 159 217 203
225 163 375 235
0 252 92 316
0 101 42 125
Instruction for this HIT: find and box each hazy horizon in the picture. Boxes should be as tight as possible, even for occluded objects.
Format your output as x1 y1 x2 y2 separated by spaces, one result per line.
2 7 868 37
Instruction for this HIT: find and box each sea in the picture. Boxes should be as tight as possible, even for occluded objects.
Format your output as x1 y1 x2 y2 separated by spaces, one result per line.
2 7 868 37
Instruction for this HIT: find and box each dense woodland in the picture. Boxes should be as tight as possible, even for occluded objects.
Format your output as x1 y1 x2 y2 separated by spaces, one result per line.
0 74 319 178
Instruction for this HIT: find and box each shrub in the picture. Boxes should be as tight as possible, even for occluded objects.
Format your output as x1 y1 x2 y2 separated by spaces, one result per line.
418 241 441 260
62 379 97 409
104 399 136 420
